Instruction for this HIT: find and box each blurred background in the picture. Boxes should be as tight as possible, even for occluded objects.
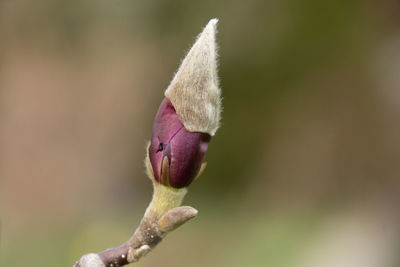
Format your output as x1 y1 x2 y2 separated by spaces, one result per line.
1 0 400 266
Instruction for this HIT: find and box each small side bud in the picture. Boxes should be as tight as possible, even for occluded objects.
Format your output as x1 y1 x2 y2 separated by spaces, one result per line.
158 206 198 233
127 245 151 262
76 254 105 267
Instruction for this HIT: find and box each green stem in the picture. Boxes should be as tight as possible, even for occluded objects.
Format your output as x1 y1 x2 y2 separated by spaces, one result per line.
144 181 187 219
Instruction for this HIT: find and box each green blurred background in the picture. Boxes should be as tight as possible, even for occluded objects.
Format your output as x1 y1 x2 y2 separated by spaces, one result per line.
1 0 400 266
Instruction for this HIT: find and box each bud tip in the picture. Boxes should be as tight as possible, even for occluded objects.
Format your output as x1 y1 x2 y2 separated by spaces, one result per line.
165 18 222 136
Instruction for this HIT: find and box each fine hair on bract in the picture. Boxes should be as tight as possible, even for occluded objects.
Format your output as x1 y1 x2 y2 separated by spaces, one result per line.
165 18 221 136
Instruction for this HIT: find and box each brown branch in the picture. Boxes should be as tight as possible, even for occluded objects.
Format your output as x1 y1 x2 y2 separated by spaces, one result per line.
73 203 197 267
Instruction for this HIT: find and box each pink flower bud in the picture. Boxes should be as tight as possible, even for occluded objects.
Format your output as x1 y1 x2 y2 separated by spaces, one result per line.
149 98 211 188
147 18 221 188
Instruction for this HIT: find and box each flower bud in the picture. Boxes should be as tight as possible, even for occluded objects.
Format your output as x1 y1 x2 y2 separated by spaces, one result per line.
149 98 210 188
147 18 221 188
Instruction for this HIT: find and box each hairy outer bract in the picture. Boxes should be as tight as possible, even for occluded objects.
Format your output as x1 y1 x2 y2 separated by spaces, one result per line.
165 18 221 136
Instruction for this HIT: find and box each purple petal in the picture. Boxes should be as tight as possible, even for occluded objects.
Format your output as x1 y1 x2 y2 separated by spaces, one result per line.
168 128 210 188
149 98 211 188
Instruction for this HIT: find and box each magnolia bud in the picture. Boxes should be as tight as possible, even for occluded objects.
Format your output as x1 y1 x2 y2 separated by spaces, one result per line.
148 18 221 188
